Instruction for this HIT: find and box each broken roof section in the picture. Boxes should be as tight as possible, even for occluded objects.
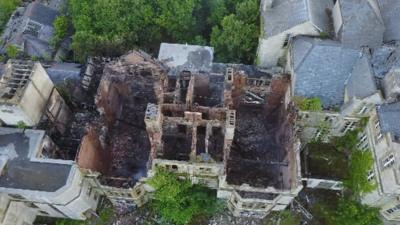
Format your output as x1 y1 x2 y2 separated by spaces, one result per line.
227 75 299 190
378 102 400 141
371 45 400 78
0 2 59 58
378 0 400 42
261 0 333 37
290 36 360 108
0 60 35 103
0 128 73 192
158 43 214 75
334 0 384 48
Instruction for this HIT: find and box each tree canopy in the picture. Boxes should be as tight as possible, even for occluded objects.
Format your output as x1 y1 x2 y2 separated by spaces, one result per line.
210 0 260 63
148 168 219 225
0 0 20 33
68 0 260 63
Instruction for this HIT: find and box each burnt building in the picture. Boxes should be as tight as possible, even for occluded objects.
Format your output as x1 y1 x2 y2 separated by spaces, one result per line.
75 44 302 218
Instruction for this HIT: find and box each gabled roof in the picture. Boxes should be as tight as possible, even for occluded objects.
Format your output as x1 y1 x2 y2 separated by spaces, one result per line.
345 56 378 99
378 102 400 140
378 0 400 42
291 36 360 108
336 0 384 48
24 2 59 26
262 0 333 37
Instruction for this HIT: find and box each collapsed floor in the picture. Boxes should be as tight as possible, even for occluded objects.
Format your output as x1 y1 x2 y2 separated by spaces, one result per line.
227 75 297 189
77 52 161 188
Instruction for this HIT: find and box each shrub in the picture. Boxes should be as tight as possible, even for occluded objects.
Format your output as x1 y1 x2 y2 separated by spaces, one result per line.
295 97 323 111
6 44 20 58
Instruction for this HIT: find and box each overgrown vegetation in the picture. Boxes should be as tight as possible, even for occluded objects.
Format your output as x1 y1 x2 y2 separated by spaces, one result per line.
314 197 382 225
331 122 376 196
68 0 260 63
6 44 19 58
264 211 302 225
148 168 220 225
55 207 114 225
0 0 20 33
295 97 323 111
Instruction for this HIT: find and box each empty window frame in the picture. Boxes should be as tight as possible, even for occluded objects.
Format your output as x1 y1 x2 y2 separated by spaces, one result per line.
383 154 395 168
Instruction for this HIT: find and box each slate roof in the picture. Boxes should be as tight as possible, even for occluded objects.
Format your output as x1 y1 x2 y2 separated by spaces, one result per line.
262 0 333 37
371 45 400 78
345 56 378 99
378 0 400 42
158 43 214 75
378 102 400 140
24 2 59 26
336 0 384 48
0 128 72 192
45 63 82 85
291 36 361 108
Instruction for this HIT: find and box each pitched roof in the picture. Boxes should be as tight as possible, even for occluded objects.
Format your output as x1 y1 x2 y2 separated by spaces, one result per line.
0 128 72 192
291 36 360 108
158 43 214 75
378 102 400 140
45 63 82 85
24 2 59 26
262 0 332 37
378 0 400 42
336 0 384 48
345 56 378 99
371 45 400 78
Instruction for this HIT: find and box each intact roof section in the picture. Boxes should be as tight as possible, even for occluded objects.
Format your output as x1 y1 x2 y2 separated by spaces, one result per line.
45 63 82 85
345 56 378 99
158 43 214 75
378 0 400 42
307 0 334 33
378 102 400 140
0 128 72 192
262 0 309 37
337 0 384 48
24 2 59 26
262 0 332 37
291 36 360 108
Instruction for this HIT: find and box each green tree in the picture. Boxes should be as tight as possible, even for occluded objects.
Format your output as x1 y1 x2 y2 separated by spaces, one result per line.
148 168 219 225
53 16 69 46
330 198 382 225
344 149 376 195
211 14 258 63
69 0 203 62
0 0 20 32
